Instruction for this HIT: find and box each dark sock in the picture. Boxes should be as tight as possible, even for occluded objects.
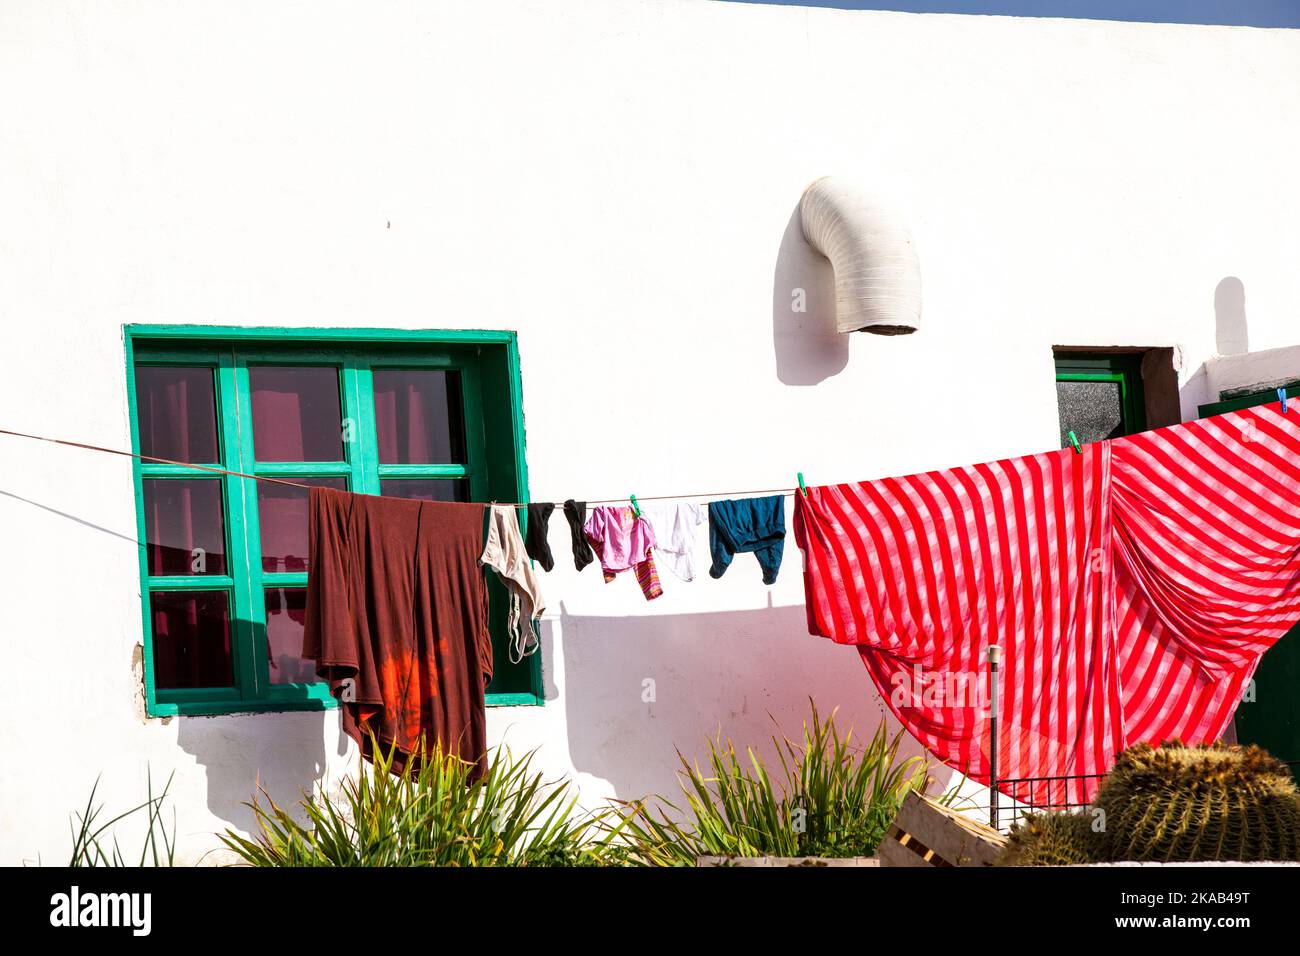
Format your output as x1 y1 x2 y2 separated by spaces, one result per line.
524 502 555 572
563 499 595 571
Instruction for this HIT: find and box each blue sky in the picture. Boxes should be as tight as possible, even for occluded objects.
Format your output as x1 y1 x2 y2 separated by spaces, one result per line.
721 1 1300 28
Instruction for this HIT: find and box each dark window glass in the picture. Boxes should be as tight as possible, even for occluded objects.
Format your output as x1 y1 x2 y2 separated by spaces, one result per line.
373 369 466 464
265 588 316 685
257 477 348 573
135 366 221 464
379 478 469 502
1057 380 1125 446
143 479 227 575
150 590 233 689
250 366 344 462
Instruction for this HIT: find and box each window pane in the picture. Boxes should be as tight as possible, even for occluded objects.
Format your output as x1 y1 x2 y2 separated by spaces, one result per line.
379 478 469 502
1057 380 1125 446
143 479 227 575
265 588 317 685
151 590 233 689
250 366 344 462
257 477 348 573
373 369 466 464
135 366 221 464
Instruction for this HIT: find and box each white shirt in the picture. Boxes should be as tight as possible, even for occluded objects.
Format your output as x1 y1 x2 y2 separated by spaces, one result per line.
642 502 705 582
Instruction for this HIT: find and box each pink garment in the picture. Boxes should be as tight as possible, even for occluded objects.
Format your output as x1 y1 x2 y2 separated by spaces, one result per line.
584 506 658 573
585 506 663 600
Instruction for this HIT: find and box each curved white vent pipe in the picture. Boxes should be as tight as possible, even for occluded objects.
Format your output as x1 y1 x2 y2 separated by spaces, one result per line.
799 176 921 335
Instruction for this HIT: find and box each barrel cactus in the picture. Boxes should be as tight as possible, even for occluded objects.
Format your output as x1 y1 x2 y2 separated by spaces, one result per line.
996 741 1300 865
998 811 1096 866
1091 741 1300 863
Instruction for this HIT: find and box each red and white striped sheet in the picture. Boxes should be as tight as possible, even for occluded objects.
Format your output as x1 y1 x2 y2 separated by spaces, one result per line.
793 401 1300 805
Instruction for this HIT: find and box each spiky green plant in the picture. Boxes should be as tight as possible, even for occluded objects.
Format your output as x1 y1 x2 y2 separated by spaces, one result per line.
1091 740 1300 863
220 736 625 866
997 811 1096 866
613 702 927 865
68 770 177 867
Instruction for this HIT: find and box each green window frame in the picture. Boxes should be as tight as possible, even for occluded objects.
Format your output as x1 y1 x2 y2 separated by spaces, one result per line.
1054 353 1148 444
124 325 541 717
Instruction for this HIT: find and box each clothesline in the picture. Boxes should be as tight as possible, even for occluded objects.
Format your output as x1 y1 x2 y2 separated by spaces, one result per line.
12 405 1293 809
0 426 802 506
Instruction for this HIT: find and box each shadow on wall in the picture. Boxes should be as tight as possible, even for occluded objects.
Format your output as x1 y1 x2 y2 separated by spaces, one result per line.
175 681 344 843
0 489 139 544
1215 276 1248 356
555 599 925 803
771 204 847 386
0 486 345 848
175 599 925 841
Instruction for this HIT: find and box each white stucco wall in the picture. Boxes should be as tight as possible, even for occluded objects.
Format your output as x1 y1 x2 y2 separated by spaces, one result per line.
2 0 1298 864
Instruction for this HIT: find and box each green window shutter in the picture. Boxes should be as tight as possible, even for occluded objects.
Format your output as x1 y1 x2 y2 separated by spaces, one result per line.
1199 384 1300 769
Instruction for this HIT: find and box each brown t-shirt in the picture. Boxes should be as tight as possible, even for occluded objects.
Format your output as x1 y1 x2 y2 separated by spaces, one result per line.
302 487 493 776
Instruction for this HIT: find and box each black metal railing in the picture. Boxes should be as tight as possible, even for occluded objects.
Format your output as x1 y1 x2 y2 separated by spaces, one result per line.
989 772 1107 830
983 759 1300 831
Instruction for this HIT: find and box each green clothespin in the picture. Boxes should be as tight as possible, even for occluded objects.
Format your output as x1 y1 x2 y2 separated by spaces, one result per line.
797 472 808 498
629 494 641 518
1067 430 1082 454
